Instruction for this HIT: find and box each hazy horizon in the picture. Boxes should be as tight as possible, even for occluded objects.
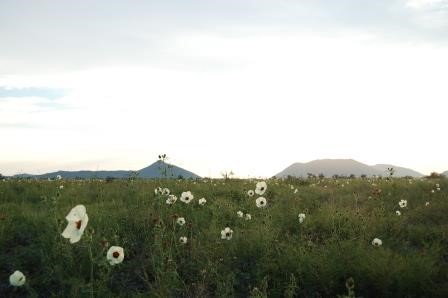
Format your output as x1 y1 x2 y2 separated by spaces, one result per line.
1 0 448 178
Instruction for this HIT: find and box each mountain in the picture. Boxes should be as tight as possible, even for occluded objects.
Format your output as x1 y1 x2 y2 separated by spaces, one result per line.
371 164 424 177
275 159 423 178
13 161 200 179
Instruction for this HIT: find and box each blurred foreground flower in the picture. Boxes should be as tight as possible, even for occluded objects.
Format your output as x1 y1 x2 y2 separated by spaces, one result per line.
9 270 25 287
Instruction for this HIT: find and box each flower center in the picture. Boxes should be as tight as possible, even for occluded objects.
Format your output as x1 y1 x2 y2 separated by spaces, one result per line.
75 220 82 229
113 251 120 258
226 232 231 237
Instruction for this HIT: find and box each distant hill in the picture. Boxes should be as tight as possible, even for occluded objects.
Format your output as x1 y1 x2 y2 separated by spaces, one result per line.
372 164 423 177
443 171 448 177
13 161 200 179
275 159 423 178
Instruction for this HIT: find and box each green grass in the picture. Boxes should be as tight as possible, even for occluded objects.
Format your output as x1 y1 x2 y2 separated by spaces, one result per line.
0 177 447 297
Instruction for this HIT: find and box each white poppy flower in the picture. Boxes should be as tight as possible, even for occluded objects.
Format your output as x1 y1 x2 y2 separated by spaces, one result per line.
372 238 382 247
294 189 298 194
247 190 255 197
180 191 194 204
56 174 62 180
255 197 267 208
107 246 125 265
198 198 207 205
59 185 64 189
154 187 162 195
177 217 186 226
298 213 306 223
245 213 252 221
425 202 430 206
166 195 177 205
255 181 267 195
237 211 244 218
179 236 187 244
61 205 89 244
162 188 170 195
398 200 407 208
396 210 401 216
9 270 26 287
221 227 233 240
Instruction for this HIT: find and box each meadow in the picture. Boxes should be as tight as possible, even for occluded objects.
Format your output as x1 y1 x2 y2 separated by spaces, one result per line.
0 176 447 297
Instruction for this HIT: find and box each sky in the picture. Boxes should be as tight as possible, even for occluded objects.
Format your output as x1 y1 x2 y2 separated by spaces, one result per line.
1 0 448 178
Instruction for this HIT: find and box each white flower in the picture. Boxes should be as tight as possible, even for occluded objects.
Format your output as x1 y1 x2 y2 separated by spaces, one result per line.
180 191 194 204
162 188 170 195
255 197 267 208
247 190 255 197
431 189 435 193
177 217 186 226
245 213 252 220
298 213 306 223
56 174 62 180
221 227 233 240
425 202 430 206
237 211 244 218
166 195 177 205
398 199 407 208
9 270 26 287
255 181 267 195
396 210 401 216
436 183 440 188
372 238 382 247
61 205 89 244
179 236 188 244
294 189 298 194
107 246 125 265
437 187 441 191
198 198 207 205
59 185 64 189
154 187 163 195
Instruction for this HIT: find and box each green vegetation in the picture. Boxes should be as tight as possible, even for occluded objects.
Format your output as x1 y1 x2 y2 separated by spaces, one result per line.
1 177 447 297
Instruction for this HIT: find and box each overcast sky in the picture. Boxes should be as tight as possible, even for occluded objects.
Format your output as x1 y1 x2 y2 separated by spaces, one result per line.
1 0 448 177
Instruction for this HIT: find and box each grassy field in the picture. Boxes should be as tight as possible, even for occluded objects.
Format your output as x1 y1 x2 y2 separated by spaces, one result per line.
0 177 447 297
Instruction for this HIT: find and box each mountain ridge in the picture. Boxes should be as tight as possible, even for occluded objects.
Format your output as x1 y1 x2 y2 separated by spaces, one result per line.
12 160 200 179
275 159 424 178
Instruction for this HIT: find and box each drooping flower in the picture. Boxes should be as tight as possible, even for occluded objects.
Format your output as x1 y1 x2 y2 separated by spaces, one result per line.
198 198 207 205
255 181 267 195
177 217 186 226
180 191 194 204
298 213 306 223
256 197 267 208
107 246 125 265
245 213 252 221
221 227 233 240
398 199 407 208
166 195 177 205
9 270 26 287
372 238 382 247
237 211 244 218
247 190 255 197
179 236 188 244
61 205 89 244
